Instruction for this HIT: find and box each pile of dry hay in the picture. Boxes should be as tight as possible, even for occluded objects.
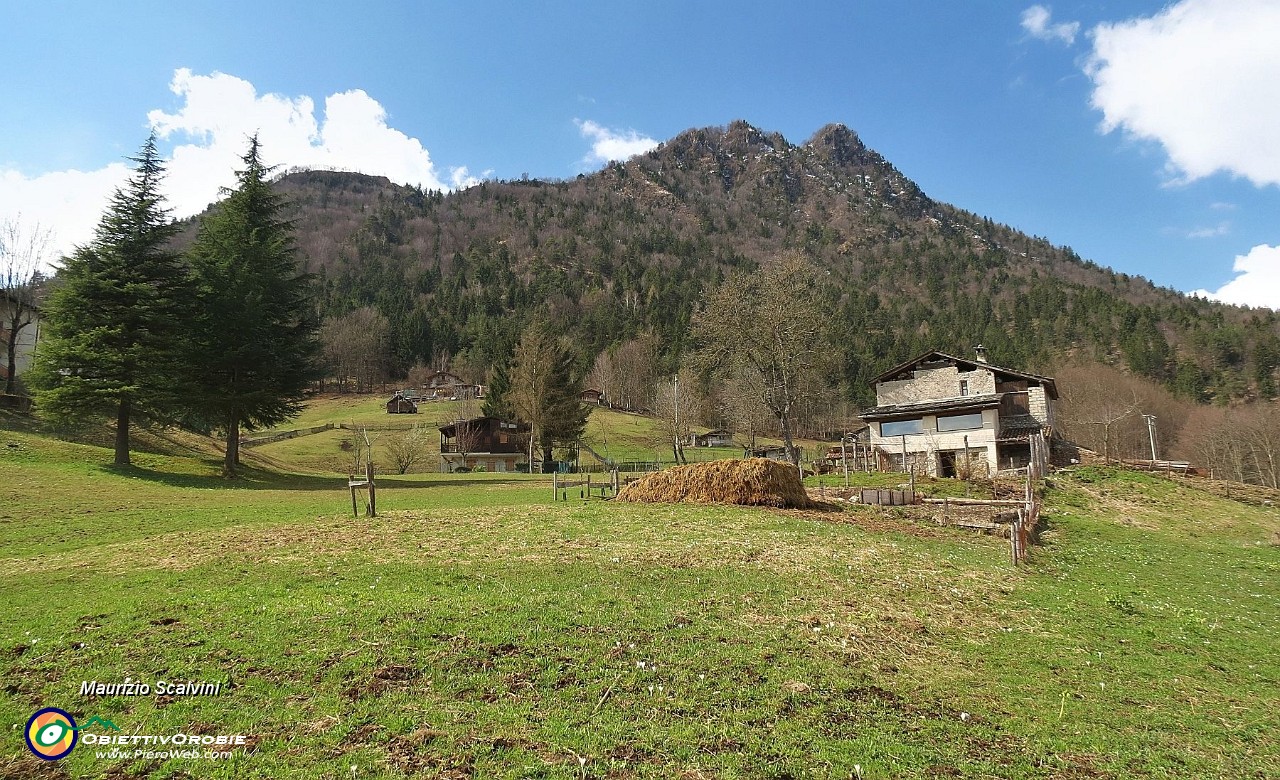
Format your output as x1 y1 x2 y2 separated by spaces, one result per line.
616 458 816 509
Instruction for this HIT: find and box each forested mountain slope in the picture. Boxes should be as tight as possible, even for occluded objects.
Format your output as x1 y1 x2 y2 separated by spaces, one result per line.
252 120 1277 403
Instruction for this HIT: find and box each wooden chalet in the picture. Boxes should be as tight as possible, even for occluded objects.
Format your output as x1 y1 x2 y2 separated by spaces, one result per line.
386 392 418 414
746 444 802 462
422 370 483 401
438 416 530 473
690 429 734 448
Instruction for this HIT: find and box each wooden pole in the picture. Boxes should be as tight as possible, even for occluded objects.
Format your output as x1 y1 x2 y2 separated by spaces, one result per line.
1011 510 1021 565
841 434 848 487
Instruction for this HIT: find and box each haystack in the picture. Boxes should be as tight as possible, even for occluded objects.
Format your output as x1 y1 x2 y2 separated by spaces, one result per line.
616 458 815 509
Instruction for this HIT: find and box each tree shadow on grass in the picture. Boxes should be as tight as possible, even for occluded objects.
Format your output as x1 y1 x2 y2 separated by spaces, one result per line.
99 462 339 491
98 463 546 492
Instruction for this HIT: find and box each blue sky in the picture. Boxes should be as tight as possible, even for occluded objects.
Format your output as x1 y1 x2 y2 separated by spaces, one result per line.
3 1 1280 307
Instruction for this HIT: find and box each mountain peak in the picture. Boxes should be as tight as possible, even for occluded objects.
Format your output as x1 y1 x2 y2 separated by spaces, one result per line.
805 123 869 164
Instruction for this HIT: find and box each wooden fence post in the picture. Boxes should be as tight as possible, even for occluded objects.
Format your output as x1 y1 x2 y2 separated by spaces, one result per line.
1011 509 1022 565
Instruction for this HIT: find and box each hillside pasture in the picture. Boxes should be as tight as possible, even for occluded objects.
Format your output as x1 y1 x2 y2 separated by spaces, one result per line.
253 395 824 475
1 424 1276 778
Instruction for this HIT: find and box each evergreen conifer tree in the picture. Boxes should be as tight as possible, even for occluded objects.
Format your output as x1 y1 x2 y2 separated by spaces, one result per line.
182 136 318 476
506 325 587 471
30 133 190 465
481 358 513 419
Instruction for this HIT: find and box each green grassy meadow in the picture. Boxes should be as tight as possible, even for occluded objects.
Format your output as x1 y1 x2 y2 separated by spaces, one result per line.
253 394 822 475
1 409 1277 778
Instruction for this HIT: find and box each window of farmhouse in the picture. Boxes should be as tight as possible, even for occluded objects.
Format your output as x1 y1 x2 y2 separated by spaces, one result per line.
880 418 924 437
937 412 985 432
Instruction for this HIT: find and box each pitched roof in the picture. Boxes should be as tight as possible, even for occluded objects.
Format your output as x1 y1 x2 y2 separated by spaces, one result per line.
870 350 1058 399
860 394 1001 422
438 416 528 436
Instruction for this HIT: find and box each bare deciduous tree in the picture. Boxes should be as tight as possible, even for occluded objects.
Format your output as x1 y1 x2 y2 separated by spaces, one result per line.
320 307 390 392
405 361 434 389
439 395 483 470
588 348 623 408
590 334 658 411
346 422 377 476
0 218 53 396
1178 403 1280 487
386 423 431 474
650 368 698 464
693 252 833 466
716 364 774 451
1054 360 1189 464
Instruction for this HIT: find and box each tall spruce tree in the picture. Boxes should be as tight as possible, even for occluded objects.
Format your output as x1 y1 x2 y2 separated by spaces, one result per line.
30 133 190 465
481 358 513 419
506 326 587 471
183 136 318 476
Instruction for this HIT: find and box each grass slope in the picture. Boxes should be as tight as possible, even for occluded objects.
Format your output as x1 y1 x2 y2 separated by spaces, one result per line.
256 395 825 475
1 424 1276 778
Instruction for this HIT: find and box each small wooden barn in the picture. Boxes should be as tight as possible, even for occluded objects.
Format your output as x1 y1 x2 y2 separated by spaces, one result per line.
386 392 419 414
691 429 734 447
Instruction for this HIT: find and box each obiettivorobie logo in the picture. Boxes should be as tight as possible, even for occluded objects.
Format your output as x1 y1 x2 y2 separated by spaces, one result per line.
24 706 248 762
24 708 118 761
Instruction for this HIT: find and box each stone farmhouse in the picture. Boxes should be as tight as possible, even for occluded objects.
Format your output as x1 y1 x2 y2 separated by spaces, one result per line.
860 347 1057 477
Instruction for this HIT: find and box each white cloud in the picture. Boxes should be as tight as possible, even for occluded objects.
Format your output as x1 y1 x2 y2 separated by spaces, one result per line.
1186 222 1231 239
1192 244 1280 309
1085 0 1280 187
0 69 477 264
1021 5 1080 45
0 164 130 264
575 119 658 167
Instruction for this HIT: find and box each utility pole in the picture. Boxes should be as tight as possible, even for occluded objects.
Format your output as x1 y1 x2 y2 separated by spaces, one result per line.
673 373 680 464
1143 413 1158 462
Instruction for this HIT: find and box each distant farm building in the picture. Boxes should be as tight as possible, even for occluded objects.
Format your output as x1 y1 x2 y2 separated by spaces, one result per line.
815 425 873 473
439 416 530 473
386 392 418 414
861 347 1056 477
580 387 603 405
690 429 734 448
421 370 484 401
746 444 800 463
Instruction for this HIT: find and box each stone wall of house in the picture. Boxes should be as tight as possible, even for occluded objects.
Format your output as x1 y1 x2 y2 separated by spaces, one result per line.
876 366 996 405
1027 386 1053 426
869 408 1000 475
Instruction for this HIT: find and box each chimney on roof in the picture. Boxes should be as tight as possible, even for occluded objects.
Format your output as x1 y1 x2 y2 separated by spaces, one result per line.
974 344 988 363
